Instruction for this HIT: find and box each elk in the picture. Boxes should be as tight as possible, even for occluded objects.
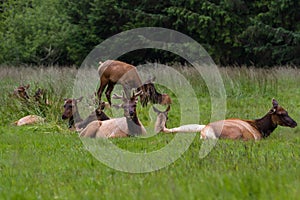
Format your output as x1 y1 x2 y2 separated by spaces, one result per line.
97 60 143 106
34 88 50 105
156 99 297 141
153 105 171 133
62 97 110 131
13 84 30 100
79 91 146 138
14 115 44 126
153 105 204 134
200 99 297 140
137 77 172 107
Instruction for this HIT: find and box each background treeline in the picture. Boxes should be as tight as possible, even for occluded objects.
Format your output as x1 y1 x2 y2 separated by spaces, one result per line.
0 0 299 67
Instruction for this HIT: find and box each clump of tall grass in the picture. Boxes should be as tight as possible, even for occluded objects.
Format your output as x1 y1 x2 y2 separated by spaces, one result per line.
0 66 77 126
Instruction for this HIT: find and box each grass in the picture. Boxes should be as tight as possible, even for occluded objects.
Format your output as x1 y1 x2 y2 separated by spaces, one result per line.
0 65 299 199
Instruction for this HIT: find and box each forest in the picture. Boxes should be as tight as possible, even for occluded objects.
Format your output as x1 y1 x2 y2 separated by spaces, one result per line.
0 0 299 67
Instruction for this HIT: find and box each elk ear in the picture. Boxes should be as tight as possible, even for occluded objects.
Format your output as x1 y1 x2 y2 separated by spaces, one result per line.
272 98 278 109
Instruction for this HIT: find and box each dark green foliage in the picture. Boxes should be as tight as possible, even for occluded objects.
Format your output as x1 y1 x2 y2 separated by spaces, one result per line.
0 0 299 66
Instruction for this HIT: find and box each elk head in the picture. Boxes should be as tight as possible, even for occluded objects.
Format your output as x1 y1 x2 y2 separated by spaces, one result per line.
153 105 171 133
14 84 30 100
113 91 143 119
270 99 297 128
62 97 83 120
95 101 110 121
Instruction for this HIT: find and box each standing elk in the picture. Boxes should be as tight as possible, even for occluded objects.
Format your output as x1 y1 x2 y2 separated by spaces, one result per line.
79 91 146 138
137 77 172 107
97 60 143 106
155 99 297 141
62 97 110 131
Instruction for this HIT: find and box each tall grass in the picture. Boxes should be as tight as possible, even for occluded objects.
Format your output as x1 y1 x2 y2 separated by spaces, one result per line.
0 65 299 199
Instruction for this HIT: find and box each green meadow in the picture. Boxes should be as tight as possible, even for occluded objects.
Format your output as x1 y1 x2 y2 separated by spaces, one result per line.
0 65 299 199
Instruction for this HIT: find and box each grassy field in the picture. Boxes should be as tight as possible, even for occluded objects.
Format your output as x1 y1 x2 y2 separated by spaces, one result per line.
0 65 299 199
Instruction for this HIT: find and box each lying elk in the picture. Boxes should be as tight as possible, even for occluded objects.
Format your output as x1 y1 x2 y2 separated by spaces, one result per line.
97 60 143 106
80 91 146 138
34 88 51 105
153 105 171 133
156 99 297 141
12 84 30 100
14 115 44 126
137 77 172 107
62 97 110 131
153 105 204 134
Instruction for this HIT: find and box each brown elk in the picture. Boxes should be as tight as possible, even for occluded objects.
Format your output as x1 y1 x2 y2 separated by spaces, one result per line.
97 60 143 106
13 84 30 100
14 115 44 126
34 88 50 105
137 77 172 107
79 91 146 138
200 99 297 140
62 97 110 130
156 99 297 140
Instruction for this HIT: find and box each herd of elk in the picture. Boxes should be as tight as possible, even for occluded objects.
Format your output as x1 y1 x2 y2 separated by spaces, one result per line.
11 60 297 142
12 84 50 105
156 99 297 141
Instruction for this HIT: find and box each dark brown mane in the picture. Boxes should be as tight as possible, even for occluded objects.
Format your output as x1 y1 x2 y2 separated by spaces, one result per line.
246 114 277 138
138 82 172 107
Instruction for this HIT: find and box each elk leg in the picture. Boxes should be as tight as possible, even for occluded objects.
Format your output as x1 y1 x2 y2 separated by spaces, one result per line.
97 81 108 105
105 83 115 105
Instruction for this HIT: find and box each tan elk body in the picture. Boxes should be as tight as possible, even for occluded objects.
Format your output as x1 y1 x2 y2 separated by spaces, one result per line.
80 92 146 138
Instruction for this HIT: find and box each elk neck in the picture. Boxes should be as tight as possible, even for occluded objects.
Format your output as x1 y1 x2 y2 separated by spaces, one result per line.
69 109 83 128
248 113 277 138
126 114 142 136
